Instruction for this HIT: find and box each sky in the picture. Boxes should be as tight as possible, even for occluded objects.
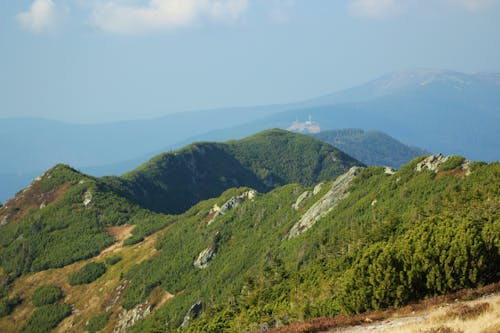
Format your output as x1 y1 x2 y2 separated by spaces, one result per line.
1 0 500 123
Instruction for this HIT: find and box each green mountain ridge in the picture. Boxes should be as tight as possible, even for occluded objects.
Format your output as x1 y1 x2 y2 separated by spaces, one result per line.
102 129 361 214
0 130 498 333
312 128 429 169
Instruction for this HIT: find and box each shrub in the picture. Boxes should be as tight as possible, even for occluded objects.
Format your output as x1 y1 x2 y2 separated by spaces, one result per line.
85 312 110 333
20 303 72 333
32 285 63 307
439 156 465 171
123 235 144 246
68 262 106 286
105 255 122 266
0 294 22 317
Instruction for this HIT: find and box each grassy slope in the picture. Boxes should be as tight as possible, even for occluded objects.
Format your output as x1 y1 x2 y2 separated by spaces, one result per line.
129 158 499 332
0 135 498 332
104 129 361 214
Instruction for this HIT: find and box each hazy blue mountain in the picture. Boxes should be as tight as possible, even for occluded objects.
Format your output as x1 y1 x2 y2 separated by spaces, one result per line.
1 69 499 202
313 129 428 169
177 70 500 161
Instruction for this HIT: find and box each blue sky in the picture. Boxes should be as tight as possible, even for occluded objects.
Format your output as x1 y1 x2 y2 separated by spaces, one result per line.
1 0 500 123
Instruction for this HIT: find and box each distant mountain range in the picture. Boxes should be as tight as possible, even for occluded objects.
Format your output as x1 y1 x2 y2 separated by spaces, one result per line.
1 69 499 202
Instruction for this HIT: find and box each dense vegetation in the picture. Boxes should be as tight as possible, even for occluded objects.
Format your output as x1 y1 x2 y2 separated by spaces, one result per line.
0 294 21 318
104 129 361 214
0 130 498 332
85 313 110 333
32 285 63 307
68 262 107 285
128 158 499 332
105 255 122 266
313 129 428 168
20 303 72 333
0 165 166 278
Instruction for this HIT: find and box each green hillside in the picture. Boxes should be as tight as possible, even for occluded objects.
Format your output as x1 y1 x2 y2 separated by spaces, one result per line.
103 129 361 214
0 131 498 333
126 157 500 332
313 129 428 169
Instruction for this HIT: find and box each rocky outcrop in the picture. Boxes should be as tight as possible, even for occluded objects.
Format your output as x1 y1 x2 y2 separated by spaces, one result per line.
194 247 216 269
207 190 256 225
114 301 152 333
292 191 312 210
313 182 324 195
180 302 203 329
416 154 448 172
416 154 471 175
287 167 361 239
83 190 92 207
0 215 8 227
384 167 396 175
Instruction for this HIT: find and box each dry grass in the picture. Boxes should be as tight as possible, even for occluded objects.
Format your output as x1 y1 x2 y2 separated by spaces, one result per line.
422 327 463 333
266 283 500 333
0 221 175 333
442 302 491 321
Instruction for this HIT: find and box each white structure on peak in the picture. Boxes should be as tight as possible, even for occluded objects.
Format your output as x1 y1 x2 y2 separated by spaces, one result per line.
287 116 321 134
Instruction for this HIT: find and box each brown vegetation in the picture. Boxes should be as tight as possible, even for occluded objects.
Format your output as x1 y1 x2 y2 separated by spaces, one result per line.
265 282 500 333
443 302 491 321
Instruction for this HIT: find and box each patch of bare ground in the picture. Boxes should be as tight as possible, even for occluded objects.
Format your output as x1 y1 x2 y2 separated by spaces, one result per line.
0 222 175 333
264 283 500 333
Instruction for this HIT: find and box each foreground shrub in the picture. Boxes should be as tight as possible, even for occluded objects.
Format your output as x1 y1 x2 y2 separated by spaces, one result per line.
68 262 106 286
20 303 72 333
32 285 63 307
85 312 110 333
105 255 122 266
0 294 22 317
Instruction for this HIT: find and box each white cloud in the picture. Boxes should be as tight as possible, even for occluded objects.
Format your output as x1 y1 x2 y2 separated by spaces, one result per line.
447 0 497 12
90 0 248 34
348 0 404 19
17 0 61 33
268 0 295 24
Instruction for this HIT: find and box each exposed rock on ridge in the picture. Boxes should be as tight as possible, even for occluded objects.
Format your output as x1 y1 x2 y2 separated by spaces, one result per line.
287 166 361 239
292 190 312 210
207 190 256 225
194 247 216 269
416 154 449 172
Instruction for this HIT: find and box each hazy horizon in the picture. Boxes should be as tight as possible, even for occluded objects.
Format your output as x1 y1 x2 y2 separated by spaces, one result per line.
1 1 500 123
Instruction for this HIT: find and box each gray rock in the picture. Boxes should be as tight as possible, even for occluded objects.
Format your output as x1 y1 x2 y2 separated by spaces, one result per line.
193 247 216 269
384 167 396 175
313 182 324 195
83 190 92 207
180 302 202 329
207 190 256 225
415 154 448 172
0 214 9 227
287 167 361 239
292 190 312 210
113 301 152 333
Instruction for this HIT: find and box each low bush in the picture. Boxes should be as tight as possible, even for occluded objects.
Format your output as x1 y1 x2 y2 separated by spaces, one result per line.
0 294 22 317
20 303 72 333
85 312 110 333
68 262 106 286
439 156 465 171
32 285 63 307
105 255 122 266
123 235 144 246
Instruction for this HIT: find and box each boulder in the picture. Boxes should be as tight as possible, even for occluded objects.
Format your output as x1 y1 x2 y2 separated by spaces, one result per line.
287 167 361 239
292 191 312 210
